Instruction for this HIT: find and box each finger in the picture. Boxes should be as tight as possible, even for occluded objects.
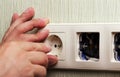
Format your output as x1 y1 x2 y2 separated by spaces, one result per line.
20 29 49 42
27 52 48 67
12 7 34 27
9 7 34 35
32 65 46 77
20 42 51 53
47 55 58 67
2 7 34 41
10 13 19 25
14 18 49 34
2 13 19 41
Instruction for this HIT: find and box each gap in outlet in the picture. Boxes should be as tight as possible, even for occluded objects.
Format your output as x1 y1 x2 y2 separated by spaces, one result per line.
76 32 100 62
113 32 120 62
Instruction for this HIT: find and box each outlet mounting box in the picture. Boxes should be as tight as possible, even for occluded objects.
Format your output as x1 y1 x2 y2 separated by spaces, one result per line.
45 23 120 71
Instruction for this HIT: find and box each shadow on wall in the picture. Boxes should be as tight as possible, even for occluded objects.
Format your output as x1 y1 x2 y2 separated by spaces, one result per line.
47 69 120 77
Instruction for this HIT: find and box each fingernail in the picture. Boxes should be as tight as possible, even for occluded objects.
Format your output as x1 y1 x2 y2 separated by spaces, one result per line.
48 55 58 67
24 7 33 13
39 18 49 27
43 18 50 24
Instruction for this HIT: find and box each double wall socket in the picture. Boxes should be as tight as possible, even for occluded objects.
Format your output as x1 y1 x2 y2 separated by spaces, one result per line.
45 23 120 71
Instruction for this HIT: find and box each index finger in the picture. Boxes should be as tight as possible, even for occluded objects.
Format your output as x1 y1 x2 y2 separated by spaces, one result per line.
14 18 49 34
8 7 34 34
12 7 35 27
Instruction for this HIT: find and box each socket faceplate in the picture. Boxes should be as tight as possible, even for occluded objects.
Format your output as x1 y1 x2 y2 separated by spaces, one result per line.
45 23 120 71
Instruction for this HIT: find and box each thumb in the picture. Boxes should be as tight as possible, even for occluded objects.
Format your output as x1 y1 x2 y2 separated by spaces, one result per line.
47 55 58 67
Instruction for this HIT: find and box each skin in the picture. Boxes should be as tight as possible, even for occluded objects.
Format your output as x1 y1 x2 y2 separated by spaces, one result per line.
0 7 58 77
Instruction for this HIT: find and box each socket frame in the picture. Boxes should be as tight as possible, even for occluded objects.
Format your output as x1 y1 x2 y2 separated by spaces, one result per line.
45 23 120 71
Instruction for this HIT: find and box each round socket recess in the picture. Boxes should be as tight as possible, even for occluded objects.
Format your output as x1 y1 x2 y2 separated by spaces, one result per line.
45 35 63 58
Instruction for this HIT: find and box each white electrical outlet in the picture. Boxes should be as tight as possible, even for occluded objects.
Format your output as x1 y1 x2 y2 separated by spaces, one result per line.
44 23 120 71
45 32 65 60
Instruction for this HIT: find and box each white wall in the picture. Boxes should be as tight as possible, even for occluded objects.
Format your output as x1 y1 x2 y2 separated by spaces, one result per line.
0 0 120 77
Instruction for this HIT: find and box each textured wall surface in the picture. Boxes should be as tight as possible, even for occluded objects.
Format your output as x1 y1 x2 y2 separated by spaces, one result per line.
1 0 120 77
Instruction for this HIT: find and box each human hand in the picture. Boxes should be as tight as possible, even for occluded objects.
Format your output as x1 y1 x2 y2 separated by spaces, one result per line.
0 7 58 77
2 7 49 43
0 41 54 77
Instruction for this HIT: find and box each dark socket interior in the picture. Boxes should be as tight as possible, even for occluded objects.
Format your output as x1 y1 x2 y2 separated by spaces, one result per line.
114 33 120 61
78 33 99 61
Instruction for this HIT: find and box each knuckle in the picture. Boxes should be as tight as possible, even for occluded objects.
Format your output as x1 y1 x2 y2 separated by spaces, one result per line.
7 41 17 46
28 20 35 26
40 52 48 66
33 65 47 77
14 17 25 25
18 16 26 22
29 19 39 26
15 26 22 33
40 66 47 77
29 18 45 27
41 43 51 52
2 41 18 52
31 45 38 50
21 64 33 76
32 18 39 22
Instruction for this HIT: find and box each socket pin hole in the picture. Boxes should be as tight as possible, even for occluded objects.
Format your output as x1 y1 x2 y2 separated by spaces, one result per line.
54 44 57 48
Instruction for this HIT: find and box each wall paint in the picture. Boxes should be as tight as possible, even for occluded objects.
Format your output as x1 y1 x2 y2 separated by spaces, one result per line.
0 0 120 77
